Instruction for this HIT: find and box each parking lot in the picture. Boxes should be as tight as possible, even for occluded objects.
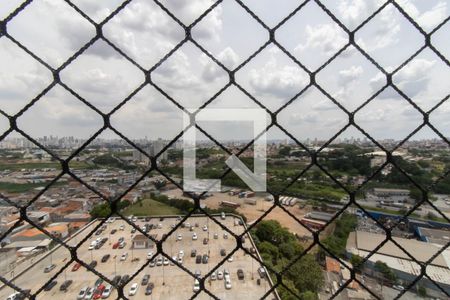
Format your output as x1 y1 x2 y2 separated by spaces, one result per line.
1 215 277 299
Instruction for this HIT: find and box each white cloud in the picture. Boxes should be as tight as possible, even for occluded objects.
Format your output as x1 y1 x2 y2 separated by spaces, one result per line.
394 58 435 98
396 0 448 31
338 65 364 86
249 51 309 99
337 0 385 29
295 23 348 56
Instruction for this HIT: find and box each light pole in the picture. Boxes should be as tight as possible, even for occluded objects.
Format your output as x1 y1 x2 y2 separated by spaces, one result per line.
114 256 117 276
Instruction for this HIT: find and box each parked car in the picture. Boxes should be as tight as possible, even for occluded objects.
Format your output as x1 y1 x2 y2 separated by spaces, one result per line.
191 249 197 257
203 238 209 245
72 262 81 271
237 269 245 280
224 278 232 290
194 270 201 278
129 283 138 296
223 233 228 239
94 278 103 288
177 233 182 241
196 255 202 264
211 271 217 281
44 264 56 273
112 275 121 286
192 233 198 240
112 242 120 249
221 212 226 219
193 279 200 292
213 233 218 239
101 284 113 298
110 229 116 234
258 267 267 278
88 260 98 269
101 254 110 263
93 284 105 299
84 287 94 300
227 256 233 262
202 254 209 264
44 280 58 291
145 282 154 295
202 225 208 231
119 275 130 286
147 251 154 260
220 249 226 256
218 270 224 280
141 274 150 286
149 260 155 267
118 242 126 249
76 286 87 299
59 280 73 292
120 252 128 261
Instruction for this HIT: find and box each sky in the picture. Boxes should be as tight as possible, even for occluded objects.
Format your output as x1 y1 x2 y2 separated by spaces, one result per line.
0 0 449 146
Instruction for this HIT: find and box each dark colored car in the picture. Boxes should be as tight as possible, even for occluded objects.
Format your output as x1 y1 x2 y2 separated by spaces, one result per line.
59 280 73 292
112 275 121 286
43 280 57 291
141 274 150 286
101 254 110 263
131 228 136 233
191 249 197 258
145 217 150 222
159 217 164 221
220 249 226 256
88 260 98 269
196 255 202 264
145 282 154 295
202 254 209 264
119 275 130 286
95 230 102 236
110 229 117 234
94 278 103 288
203 238 209 245
237 269 245 280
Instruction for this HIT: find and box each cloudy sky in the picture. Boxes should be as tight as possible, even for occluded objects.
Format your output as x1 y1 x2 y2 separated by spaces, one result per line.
0 0 449 146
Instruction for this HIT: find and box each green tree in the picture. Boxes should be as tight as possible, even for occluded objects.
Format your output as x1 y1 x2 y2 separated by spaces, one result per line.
287 254 324 293
350 255 364 272
300 291 318 300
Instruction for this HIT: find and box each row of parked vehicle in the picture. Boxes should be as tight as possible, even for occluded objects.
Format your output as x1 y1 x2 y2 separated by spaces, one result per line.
76 278 113 299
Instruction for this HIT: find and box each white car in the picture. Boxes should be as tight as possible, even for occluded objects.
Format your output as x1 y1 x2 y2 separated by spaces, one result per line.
225 277 232 290
192 233 198 240
217 271 224 280
177 234 182 241
211 271 217 280
223 233 228 239
129 283 138 296
84 287 94 299
221 212 226 220
177 257 183 265
158 223 162 228
119 225 124 230
171 256 177 266
227 256 233 262
102 284 113 298
163 257 169 265
120 252 128 261
193 279 200 292
6 292 21 300
178 250 184 258
147 252 154 260
202 225 208 231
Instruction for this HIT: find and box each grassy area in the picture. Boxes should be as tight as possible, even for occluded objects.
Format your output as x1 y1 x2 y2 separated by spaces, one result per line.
122 198 180 216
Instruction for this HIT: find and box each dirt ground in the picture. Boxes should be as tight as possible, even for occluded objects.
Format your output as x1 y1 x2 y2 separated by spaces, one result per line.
162 189 313 238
